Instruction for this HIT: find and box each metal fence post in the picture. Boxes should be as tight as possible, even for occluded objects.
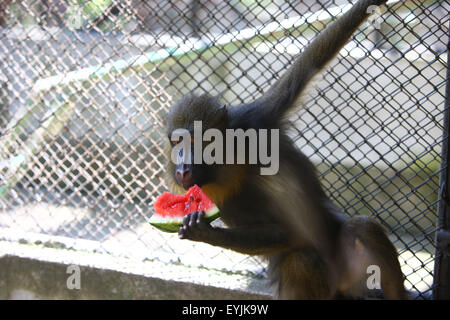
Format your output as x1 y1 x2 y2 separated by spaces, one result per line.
433 22 450 300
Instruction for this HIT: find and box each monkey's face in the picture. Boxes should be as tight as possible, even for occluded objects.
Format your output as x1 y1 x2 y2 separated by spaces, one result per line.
166 94 228 190
170 142 221 190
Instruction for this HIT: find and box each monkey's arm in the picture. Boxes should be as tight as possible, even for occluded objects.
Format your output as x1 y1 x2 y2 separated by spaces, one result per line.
178 211 291 255
258 0 387 120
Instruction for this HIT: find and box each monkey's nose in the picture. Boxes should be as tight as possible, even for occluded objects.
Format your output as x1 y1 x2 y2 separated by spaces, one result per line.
176 167 193 188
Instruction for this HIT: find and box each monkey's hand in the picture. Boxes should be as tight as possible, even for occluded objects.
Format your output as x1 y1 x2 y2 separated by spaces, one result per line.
178 211 214 242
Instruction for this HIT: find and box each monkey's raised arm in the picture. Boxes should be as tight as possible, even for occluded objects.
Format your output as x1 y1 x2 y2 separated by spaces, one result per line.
257 0 387 122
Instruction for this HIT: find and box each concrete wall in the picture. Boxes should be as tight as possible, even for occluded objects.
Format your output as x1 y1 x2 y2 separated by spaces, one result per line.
0 238 271 300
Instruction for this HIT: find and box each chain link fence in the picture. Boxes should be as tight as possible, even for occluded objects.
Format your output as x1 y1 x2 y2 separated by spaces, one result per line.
0 0 448 298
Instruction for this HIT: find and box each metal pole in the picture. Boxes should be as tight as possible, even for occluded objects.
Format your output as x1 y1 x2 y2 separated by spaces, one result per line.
433 20 450 300
189 0 200 39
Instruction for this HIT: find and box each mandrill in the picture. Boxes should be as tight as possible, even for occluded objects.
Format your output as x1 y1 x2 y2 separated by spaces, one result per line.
163 0 406 299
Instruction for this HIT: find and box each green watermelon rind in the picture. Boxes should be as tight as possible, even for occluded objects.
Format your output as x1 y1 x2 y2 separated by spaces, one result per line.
149 206 220 233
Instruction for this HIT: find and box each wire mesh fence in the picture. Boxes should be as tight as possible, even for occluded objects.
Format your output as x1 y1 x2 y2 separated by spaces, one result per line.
0 0 448 298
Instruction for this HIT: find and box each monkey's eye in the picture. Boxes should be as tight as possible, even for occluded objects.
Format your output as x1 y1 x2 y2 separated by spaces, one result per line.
170 136 194 147
170 136 182 146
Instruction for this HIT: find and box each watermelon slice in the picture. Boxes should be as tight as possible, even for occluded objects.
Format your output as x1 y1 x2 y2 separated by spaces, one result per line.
149 185 220 233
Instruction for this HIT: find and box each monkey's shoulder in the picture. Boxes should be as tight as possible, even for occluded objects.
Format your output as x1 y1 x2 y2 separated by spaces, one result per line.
218 181 283 227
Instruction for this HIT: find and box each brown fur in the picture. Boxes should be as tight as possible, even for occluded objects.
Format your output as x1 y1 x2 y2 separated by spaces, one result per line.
163 0 406 299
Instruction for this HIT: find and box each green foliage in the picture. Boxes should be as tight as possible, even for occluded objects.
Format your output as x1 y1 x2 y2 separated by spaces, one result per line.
66 0 134 32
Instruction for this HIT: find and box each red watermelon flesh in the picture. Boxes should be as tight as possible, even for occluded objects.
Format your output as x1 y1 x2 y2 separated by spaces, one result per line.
150 185 220 232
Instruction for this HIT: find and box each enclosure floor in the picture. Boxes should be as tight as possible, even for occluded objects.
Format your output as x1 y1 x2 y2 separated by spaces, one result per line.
0 202 434 294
